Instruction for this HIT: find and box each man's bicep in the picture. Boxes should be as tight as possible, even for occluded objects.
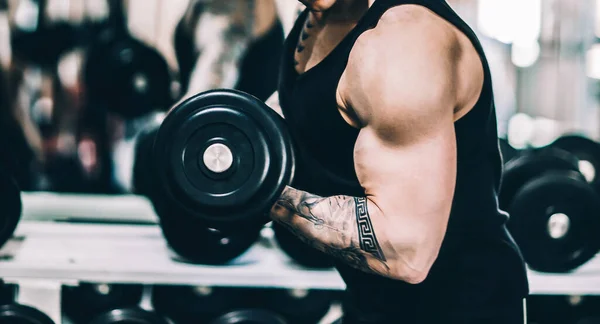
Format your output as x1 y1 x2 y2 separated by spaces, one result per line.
354 105 457 268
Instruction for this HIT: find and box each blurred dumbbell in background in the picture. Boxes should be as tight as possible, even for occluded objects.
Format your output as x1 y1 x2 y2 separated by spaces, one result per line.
0 280 55 324
62 282 143 323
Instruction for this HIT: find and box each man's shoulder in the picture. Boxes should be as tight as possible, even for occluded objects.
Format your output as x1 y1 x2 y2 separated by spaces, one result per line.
361 4 459 56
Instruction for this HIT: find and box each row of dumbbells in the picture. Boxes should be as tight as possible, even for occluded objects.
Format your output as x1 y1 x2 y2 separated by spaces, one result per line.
5 0 283 194
0 281 337 324
499 135 600 273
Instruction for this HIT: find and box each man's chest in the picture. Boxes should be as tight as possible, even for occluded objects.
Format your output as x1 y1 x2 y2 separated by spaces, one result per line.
291 14 362 128
293 14 357 74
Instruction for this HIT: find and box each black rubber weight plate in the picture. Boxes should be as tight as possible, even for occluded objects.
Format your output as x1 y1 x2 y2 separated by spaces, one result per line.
209 309 288 324
153 89 295 228
89 308 169 324
62 283 143 323
84 35 173 118
0 170 21 249
552 135 600 191
498 138 518 164
507 172 600 273
260 288 336 324
132 122 160 197
157 202 261 265
272 222 334 269
499 148 580 211
152 285 247 324
0 304 55 324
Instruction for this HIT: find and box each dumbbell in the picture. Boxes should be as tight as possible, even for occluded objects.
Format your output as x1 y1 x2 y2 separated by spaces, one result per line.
549 135 600 192
133 89 292 262
499 147 600 272
152 285 249 323
83 0 173 119
62 283 143 323
10 0 78 68
0 304 55 324
272 222 334 269
210 309 288 324
89 308 168 324
259 288 336 324
150 89 294 230
133 122 261 264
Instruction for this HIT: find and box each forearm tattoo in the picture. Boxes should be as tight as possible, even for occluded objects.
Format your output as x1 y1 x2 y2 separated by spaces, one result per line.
272 188 390 275
355 197 387 261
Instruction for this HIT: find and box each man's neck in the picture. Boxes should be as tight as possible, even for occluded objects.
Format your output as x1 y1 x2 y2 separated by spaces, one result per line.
314 0 370 22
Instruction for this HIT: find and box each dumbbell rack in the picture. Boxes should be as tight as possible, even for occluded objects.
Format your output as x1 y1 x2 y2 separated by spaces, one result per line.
3 193 600 323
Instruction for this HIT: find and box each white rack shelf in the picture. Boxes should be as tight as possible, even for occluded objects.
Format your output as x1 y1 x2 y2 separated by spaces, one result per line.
0 222 344 290
1 221 600 296
10 192 600 296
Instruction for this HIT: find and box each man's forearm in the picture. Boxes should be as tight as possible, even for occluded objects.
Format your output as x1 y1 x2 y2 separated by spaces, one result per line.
270 186 415 279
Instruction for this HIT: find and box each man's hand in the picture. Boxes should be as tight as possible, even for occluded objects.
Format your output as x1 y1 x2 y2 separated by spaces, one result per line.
270 5 483 283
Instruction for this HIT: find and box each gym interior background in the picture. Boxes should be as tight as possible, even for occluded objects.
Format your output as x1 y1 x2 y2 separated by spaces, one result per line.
1 0 600 323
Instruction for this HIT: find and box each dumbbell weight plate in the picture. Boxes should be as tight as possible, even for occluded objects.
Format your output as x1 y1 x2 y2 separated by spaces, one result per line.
0 170 22 249
260 288 336 324
507 171 600 272
0 304 55 324
158 203 261 264
499 148 580 211
152 285 247 323
132 122 160 197
209 309 288 324
62 283 143 323
84 32 173 119
551 135 600 191
272 222 334 269
153 89 295 229
89 308 168 324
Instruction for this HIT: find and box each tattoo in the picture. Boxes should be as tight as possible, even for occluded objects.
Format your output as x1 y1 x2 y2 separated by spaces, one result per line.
295 15 313 54
272 188 390 275
355 197 386 261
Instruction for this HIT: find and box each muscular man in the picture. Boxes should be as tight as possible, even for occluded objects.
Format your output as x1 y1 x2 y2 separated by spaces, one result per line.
267 0 529 322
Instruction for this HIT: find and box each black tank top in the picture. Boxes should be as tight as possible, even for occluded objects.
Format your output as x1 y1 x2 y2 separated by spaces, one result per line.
278 0 529 322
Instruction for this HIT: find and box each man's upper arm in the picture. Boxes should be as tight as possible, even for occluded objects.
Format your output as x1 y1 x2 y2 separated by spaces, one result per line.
340 7 461 273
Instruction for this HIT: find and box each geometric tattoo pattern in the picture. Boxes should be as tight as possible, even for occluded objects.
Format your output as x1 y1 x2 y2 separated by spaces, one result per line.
354 197 387 261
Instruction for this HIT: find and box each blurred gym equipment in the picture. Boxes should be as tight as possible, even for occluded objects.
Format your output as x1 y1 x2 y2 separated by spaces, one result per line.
0 303 55 324
501 148 600 272
62 283 143 323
